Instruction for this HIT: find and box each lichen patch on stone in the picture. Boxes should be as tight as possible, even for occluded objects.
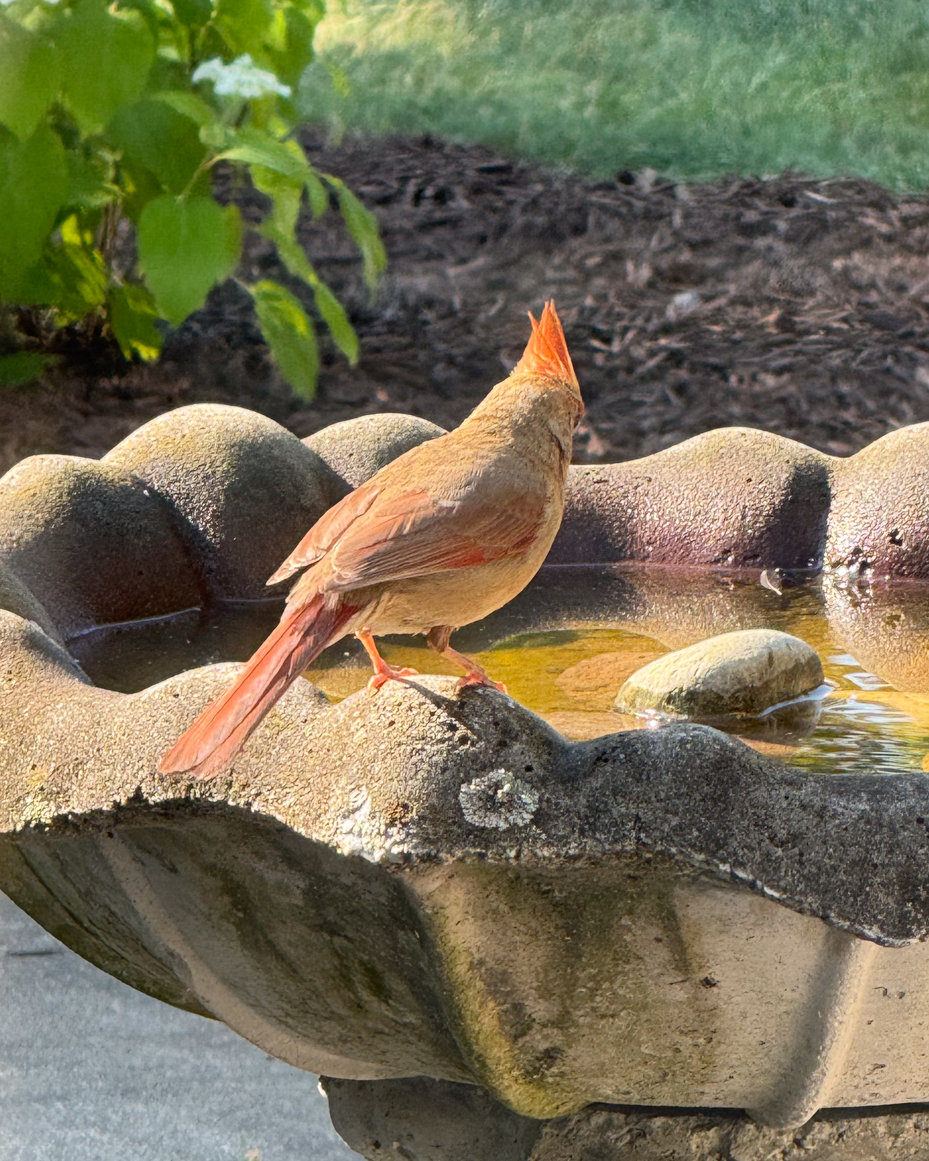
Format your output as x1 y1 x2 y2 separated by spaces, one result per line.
459 770 540 829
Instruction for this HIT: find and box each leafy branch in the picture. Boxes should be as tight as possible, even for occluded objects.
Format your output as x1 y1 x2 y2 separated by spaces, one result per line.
0 0 384 398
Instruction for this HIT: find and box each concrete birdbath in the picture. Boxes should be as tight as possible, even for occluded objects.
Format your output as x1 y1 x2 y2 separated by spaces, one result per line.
4 403 929 1159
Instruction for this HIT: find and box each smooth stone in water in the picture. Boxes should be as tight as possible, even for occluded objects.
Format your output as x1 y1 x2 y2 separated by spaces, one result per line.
614 628 824 720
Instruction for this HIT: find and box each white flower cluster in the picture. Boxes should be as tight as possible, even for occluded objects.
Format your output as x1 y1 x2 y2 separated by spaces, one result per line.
192 54 291 100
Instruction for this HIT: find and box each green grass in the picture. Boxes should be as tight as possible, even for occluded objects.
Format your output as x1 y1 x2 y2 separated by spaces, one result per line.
300 0 929 189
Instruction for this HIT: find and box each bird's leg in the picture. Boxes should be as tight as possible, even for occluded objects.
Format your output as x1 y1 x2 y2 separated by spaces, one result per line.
357 630 419 692
426 626 507 693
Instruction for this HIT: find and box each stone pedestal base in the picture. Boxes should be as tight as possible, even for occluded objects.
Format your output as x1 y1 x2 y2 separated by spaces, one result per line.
323 1076 929 1161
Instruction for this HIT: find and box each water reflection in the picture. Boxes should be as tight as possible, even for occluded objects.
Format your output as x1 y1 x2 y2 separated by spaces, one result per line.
67 566 929 778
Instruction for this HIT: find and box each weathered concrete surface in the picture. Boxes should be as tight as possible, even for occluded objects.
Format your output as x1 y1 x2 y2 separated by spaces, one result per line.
304 413 445 499
6 608 929 1121
324 1077 542 1161
0 556 59 642
0 455 200 637
550 428 833 569
534 1103 929 1161
615 629 824 719
324 1075 929 1161
826 422 929 580
105 404 332 599
8 408 929 1138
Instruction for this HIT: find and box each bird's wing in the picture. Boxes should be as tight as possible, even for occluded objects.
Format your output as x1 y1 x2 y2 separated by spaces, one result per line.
267 483 382 585
322 486 547 592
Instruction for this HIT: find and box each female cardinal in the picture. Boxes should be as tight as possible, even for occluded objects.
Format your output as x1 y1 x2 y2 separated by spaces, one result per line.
159 301 582 780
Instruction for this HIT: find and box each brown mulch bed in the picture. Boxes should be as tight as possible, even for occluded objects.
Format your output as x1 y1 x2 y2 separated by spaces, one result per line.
4 130 929 475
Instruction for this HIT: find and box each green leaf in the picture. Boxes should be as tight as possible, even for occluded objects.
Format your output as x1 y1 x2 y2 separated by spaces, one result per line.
214 0 273 56
0 16 59 139
260 218 359 365
199 120 232 152
118 0 164 39
0 125 67 299
138 195 242 324
64 151 115 211
250 278 318 399
108 282 163 360
263 218 311 279
152 90 220 128
44 215 108 319
109 99 208 194
13 261 59 306
265 7 317 88
218 129 309 178
118 158 165 223
171 0 213 28
57 1 156 134
325 176 386 290
305 168 328 218
311 278 358 364
251 164 302 234
0 351 53 388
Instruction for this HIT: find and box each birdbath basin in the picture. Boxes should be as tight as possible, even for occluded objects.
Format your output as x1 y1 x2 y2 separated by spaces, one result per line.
4 404 929 1156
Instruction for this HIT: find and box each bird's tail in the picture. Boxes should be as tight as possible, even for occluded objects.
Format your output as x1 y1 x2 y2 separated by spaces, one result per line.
158 593 358 780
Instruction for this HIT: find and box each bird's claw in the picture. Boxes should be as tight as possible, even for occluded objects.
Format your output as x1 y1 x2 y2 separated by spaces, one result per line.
367 665 419 692
458 672 507 694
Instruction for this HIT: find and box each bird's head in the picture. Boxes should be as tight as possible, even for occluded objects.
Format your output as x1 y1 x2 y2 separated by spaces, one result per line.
465 300 583 464
511 300 584 430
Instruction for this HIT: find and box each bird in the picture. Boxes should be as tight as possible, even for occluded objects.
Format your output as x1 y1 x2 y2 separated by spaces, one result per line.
158 300 583 780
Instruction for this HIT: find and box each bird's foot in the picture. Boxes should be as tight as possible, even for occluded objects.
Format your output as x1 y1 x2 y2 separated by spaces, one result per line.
367 663 419 692
357 629 419 692
439 641 507 693
457 671 507 694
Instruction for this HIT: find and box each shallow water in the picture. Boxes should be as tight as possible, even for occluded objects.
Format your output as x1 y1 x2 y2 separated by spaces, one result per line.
67 565 929 778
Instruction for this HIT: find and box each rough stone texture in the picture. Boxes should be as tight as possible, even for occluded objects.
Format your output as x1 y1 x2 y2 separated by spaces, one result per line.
104 404 331 599
323 1077 543 1161
10 409 929 1137
8 606 929 1121
323 1076 929 1161
550 428 833 569
532 1104 929 1161
0 555 59 641
826 422 929 580
0 455 201 637
615 629 824 720
304 413 445 499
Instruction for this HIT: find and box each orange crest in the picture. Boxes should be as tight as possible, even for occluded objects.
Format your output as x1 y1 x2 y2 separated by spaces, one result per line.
512 300 578 387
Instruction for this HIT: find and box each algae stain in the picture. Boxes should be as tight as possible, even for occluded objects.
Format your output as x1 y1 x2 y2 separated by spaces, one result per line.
406 858 722 1114
308 627 667 723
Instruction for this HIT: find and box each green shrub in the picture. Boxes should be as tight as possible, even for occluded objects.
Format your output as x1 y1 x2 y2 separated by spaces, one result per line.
0 0 385 396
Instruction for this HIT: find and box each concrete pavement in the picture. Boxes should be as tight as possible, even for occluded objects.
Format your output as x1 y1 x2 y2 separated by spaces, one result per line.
0 891 360 1160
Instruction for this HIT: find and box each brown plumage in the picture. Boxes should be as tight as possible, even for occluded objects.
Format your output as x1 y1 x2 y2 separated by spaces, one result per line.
158 301 583 779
